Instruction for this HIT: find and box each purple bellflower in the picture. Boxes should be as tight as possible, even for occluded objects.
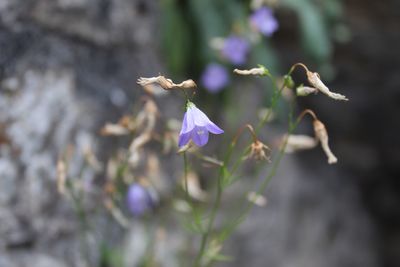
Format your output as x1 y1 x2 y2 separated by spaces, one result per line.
222 35 250 65
249 7 279 36
126 183 153 216
201 63 229 93
178 102 224 147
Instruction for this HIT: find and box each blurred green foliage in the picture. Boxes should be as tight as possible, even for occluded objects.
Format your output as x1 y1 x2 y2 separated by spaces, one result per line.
160 0 344 79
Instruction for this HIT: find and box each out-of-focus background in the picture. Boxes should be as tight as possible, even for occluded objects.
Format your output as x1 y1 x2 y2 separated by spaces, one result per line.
0 0 399 266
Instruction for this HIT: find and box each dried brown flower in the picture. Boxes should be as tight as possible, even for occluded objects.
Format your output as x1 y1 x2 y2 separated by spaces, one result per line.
294 63 348 101
313 119 338 164
137 76 197 91
248 140 271 162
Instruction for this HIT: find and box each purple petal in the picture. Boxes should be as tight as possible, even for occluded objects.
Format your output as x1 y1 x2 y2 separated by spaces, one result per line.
191 106 211 127
206 122 224 134
180 110 195 135
191 106 224 134
178 131 191 147
191 126 209 147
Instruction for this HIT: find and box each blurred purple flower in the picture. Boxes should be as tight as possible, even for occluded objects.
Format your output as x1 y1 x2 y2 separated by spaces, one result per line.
249 7 279 36
126 183 153 216
178 102 224 147
222 35 250 65
201 63 229 93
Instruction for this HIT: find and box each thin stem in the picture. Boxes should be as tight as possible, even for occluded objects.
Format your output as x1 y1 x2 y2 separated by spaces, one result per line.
218 109 306 244
193 140 237 266
183 152 190 202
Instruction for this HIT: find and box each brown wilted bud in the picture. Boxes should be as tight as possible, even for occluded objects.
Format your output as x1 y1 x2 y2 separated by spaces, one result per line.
233 67 266 76
293 63 348 101
248 140 271 162
296 85 318 97
56 159 66 194
137 76 197 91
283 134 318 153
306 71 348 101
313 119 338 164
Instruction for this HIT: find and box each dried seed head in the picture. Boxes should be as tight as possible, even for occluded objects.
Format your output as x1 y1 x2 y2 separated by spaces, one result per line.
306 71 348 101
313 119 338 164
283 134 318 153
296 85 318 97
233 67 266 76
248 140 271 162
137 76 197 91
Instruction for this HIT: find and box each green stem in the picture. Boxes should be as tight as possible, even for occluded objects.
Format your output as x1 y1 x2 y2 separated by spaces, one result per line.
183 152 190 202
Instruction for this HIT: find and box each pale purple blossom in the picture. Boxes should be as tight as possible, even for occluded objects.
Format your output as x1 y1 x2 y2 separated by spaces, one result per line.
249 7 279 36
178 102 224 147
222 35 250 65
126 183 153 216
201 63 229 93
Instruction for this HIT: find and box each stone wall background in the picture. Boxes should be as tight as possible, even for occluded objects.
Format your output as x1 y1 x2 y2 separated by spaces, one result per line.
0 0 399 266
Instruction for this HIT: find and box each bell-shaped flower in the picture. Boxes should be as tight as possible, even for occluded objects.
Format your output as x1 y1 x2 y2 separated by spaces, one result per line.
201 63 229 93
249 7 279 36
222 35 250 65
126 183 154 216
178 102 224 147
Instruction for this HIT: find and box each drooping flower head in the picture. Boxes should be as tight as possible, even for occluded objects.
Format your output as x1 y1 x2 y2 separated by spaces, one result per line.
201 63 229 93
249 7 279 36
222 35 250 65
178 102 224 147
126 183 153 216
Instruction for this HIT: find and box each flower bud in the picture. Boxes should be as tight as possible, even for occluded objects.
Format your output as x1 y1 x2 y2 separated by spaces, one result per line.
283 75 295 89
296 85 318 97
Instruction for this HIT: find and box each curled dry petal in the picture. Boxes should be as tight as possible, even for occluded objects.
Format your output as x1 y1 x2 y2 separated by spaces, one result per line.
313 120 338 164
306 71 348 101
233 67 266 76
137 76 197 91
